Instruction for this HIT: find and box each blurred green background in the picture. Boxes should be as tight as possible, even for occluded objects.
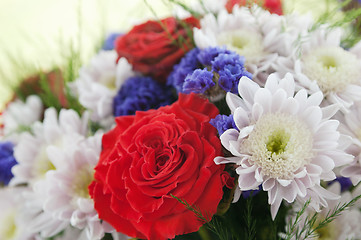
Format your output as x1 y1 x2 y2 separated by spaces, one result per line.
0 0 334 109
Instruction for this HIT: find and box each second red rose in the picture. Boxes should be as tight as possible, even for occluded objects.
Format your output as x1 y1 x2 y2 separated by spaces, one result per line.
115 17 200 83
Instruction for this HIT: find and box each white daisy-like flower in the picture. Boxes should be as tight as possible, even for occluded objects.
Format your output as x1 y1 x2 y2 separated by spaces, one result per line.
51 226 84 240
50 227 130 240
41 132 117 240
18 184 69 238
214 73 353 219
1 95 43 142
276 26 361 113
338 102 361 185
193 6 298 85
23 180 130 240
8 108 90 238
10 108 88 187
0 187 37 240
71 50 135 129
9 107 121 239
282 182 361 240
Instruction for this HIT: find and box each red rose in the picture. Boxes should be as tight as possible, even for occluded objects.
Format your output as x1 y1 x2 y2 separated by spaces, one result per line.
115 17 200 83
226 0 283 15
89 93 227 240
14 69 68 108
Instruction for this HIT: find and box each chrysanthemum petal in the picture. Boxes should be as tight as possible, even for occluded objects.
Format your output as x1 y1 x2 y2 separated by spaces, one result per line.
238 76 260 107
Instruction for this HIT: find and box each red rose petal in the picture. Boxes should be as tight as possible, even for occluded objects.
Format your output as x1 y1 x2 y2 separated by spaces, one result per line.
90 182 145 239
90 93 226 239
115 17 199 82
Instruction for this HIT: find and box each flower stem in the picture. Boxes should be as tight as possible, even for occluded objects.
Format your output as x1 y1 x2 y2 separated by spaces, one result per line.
198 225 212 240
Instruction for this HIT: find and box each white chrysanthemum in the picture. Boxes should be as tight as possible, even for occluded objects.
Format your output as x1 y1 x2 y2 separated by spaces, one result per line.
51 226 84 240
71 50 135 128
1 95 43 142
40 132 118 240
282 182 361 240
214 73 353 219
10 108 88 187
9 107 121 239
18 184 69 238
8 108 90 238
49 227 130 240
193 6 299 84
338 102 361 185
276 26 361 113
0 187 37 240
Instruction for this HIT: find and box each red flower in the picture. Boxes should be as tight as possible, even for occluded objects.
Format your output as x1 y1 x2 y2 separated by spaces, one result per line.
89 93 228 240
226 0 283 15
115 17 200 83
14 69 68 108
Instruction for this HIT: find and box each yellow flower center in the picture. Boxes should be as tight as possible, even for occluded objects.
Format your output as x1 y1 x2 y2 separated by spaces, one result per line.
0 210 17 240
72 166 94 198
217 29 265 64
266 129 290 155
241 113 314 179
33 145 56 179
303 46 361 94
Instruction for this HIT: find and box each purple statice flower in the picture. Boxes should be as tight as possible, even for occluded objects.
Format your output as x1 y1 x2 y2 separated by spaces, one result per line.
219 64 252 93
183 69 214 94
0 141 17 185
242 185 262 199
167 48 201 92
213 52 251 93
168 46 252 96
329 177 353 192
102 32 123 51
211 52 245 72
113 76 174 116
210 114 238 136
197 47 232 66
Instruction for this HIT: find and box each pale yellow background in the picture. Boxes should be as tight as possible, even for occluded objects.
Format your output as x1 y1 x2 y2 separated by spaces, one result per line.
0 0 332 109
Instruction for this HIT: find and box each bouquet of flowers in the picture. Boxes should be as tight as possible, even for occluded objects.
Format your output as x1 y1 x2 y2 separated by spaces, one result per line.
2 0 361 239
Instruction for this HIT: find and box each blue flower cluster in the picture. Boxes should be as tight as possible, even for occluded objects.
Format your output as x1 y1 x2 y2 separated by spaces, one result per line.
0 141 17 185
102 32 123 51
210 114 238 136
329 177 353 192
113 76 175 116
168 48 201 93
183 69 214 94
168 47 252 95
242 185 262 199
